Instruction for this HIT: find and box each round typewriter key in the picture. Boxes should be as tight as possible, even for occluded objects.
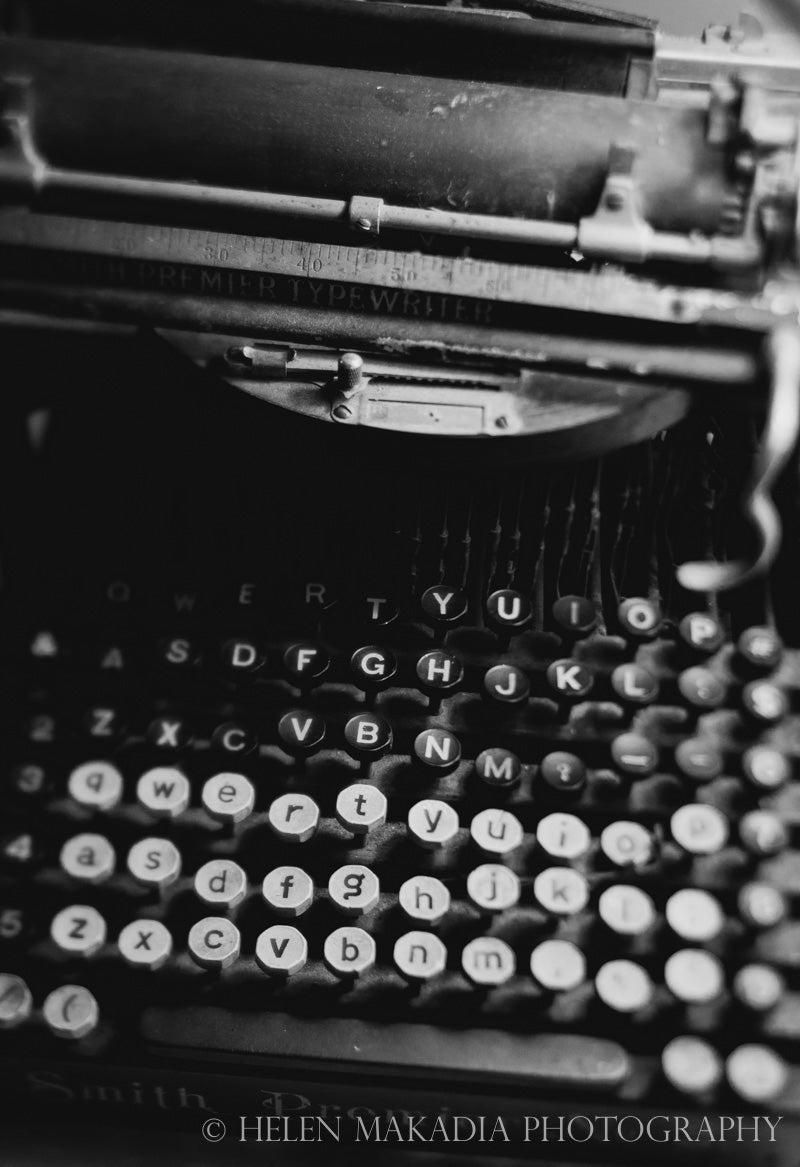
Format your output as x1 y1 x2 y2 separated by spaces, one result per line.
742 745 790 790
420 586 468 628
29 629 60 660
598 885 656 935
545 659 593 700
677 667 726 710
262 867 314 917
137 767 191 819
188 916 241 971
610 733 658 777
530 939 586 992
50 905 106 957
212 721 259 756
399 876 450 924
470 808 523 855
220 638 265 676
665 949 724 1003
43 985 99 1040
739 809 788 855
9 763 49 798
552 595 597 636
539 751 586 795
733 963 784 1011
738 882 787 928
482 664 529 706
359 596 398 626
408 800 460 849
393 931 447 982
415 650 463 694
670 804 728 855
726 1044 788 1103
147 716 193 751
462 936 515 987
466 864 520 913
665 889 724 942
158 636 199 669
343 713 393 762
126 837 182 890
335 784 387 836
267 794 320 843
328 865 380 917
277 710 326 757
117 919 173 971
486 589 531 634
662 1036 722 1095
83 705 124 742
283 643 330 686
534 867 589 915
350 646 396 691
741 680 788 724
678 613 725 656
413 728 461 772
611 663 659 705
0 832 39 872
536 812 590 860
595 959 653 1012
68 761 124 811
474 748 521 788
600 821 653 867
195 859 248 911
201 772 255 826
255 925 308 978
737 626 783 673
324 926 376 979
674 737 723 783
60 833 116 884
617 597 661 638
0 974 32 1029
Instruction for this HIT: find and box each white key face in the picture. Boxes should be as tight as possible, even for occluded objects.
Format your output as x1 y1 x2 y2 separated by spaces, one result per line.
328 865 380 916
739 810 787 855
201 772 255 825
662 1036 722 1095
336 784 387 835
68 761 123 810
398 876 450 924
137 767 190 818
533 867 589 915
600 821 653 867
0 973 32 1029
743 745 790 789
393 930 447 981
738 882 786 928
665 889 724 942
117 919 173 970
469 808 524 855
670 804 729 854
598 885 655 935
194 859 248 910
595 959 653 1012
733 964 784 1011
43 984 99 1040
267 793 320 843
726 1044 789 1103
126 837 182 889
60 833 116 884
461 937 515 986
466 864 520 912
535 813 590 860
664 948 724 1003
187 916 241 970
530 939 586 991
324 926 376 978
50 905 106 957
262 866 314 917
407 800 459 849
255 924 308 977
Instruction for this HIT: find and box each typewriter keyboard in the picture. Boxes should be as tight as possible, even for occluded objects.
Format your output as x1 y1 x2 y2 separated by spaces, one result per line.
2 581 799 1110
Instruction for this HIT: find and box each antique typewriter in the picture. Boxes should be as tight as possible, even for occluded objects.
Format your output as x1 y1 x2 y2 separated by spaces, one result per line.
1 0 800 1162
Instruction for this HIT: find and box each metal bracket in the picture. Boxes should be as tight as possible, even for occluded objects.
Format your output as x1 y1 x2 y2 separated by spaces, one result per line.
0 78 46 198
576 144 654 264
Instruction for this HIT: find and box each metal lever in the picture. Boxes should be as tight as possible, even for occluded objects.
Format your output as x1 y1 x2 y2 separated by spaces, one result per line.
677 322 800 593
